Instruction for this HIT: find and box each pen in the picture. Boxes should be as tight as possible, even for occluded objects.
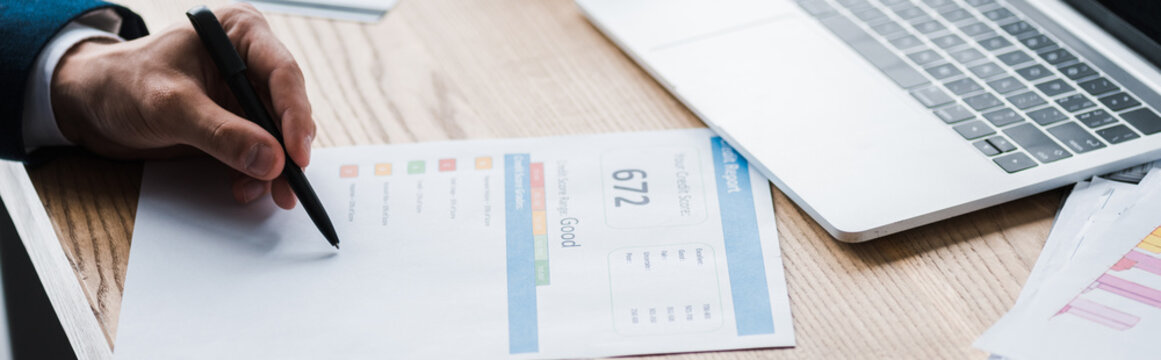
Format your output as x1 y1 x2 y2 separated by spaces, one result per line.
186 6 340 249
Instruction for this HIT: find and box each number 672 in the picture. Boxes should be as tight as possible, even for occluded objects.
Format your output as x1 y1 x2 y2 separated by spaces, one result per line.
612 169 649 207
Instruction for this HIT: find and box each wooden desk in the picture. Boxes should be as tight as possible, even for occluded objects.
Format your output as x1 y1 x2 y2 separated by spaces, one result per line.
0 0 1063 358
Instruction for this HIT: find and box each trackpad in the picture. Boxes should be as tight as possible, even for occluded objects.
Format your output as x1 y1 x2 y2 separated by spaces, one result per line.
642 14 979 232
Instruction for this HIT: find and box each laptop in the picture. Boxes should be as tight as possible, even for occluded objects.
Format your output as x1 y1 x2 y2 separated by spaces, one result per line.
577 0 1161 242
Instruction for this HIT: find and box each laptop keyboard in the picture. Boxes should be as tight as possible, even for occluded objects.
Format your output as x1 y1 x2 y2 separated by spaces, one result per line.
798 0 1161 173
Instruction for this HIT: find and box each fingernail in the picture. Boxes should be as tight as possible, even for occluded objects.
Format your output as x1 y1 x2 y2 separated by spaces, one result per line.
302 134 313 165
245 143 275 177
242 180 265 203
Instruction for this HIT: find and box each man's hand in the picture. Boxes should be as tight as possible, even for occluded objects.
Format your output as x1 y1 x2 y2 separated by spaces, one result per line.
50 4 313 209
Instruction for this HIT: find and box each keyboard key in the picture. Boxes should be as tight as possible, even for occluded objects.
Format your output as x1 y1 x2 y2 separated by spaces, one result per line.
1077 109 1116 128
987 136 1017 152
1001 21 1035 36
1098 92 1140 111
853 8 887 22
984 108 1023 126
890 35 923 50
925 63 962 79
913 20 945 34
1123 108 1161 135
1005 123 1072 163
959 22 993 37
872 21 907 36
1015 65 1051 81
982 8 1013 21
1007 91 1046 110
987 76 1025 94
911 86 955 107
979 36 1012 51
1035 79 1073 97
1056 94 1096 112
1096 124 1140 144
973 140 1001 156
820 16 930 88
1059 63 1097 80
1078 78 1118 96
965 0 996 8
944 78 983 95
996 51 1033 66
935 104 974 123
994 152 1038 172
1028 107 1067 125
908 49 942 65
940 7 974 23
922 0 952 7
931 34 965 49
893 6 927 20
799 0 838 17
1047 122 1105 154
1038 48 1075 65
878 0 908 6
965 93 1003 111
949 48 985 64
969 62 1004 78
954 120 996 139
1018 35 1054 51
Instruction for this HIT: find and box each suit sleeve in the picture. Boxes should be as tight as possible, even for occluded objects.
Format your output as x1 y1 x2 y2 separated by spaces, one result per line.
0 1 148 160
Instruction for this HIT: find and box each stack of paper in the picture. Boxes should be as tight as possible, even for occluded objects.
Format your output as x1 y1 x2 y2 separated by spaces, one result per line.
975 162 1161 360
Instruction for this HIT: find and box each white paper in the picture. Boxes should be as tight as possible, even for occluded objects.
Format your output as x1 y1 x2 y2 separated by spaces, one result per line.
116 129 795 359
976 167 1161 360
240 0 397 23
1013 174 1161 307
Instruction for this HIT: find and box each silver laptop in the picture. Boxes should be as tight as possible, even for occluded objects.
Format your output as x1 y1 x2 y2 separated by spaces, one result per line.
577 0 1161 242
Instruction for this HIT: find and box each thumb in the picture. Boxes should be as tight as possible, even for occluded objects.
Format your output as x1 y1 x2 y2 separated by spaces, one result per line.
179 96 286 180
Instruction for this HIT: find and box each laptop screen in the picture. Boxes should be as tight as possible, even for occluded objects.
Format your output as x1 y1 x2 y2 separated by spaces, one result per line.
1066 0 1161 67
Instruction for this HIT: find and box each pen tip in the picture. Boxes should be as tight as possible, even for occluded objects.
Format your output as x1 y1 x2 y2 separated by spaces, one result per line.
321 227 340 250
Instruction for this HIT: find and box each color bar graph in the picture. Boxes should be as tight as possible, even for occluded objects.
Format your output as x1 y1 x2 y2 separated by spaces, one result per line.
1058 298 1140 331
1140 231 1161 253
1090 274 1161 309
340 165 359 178
408 161 425 174
530 162 549 286
1058 226 1161 330
375 163 392 176
439 159 456 172
1112 251 1161 276
476 156 493 170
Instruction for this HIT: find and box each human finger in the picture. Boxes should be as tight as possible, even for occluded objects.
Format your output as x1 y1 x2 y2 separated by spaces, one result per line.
270 176 297 209
216 4 315 167
177 94 286 180
233 176 271 204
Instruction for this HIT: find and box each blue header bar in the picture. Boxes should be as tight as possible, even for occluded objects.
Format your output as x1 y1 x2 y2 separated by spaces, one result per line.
504 154 539 353
710 137 775 336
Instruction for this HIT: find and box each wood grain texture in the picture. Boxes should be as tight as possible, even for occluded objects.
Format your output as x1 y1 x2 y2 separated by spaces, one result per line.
3 160 120 360
17 0 1061 358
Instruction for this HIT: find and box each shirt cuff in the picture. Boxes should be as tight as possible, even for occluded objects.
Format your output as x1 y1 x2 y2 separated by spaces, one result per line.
21 12 126 153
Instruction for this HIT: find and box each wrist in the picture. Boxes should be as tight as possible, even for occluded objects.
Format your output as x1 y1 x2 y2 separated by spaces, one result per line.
51 38 119 146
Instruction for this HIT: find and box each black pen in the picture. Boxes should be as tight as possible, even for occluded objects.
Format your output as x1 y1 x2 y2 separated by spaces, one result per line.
186 6 340 249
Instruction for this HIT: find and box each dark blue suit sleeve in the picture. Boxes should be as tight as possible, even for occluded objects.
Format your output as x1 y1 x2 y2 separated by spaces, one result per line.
0 1 148 160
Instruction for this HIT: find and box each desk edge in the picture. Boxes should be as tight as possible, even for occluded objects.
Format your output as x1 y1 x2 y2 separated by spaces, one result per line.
0 161 113 360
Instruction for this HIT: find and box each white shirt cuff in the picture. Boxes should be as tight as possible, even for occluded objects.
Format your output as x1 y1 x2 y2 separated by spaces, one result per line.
21 10 125 153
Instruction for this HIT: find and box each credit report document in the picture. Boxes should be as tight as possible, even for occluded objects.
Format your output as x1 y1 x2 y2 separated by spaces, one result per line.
116 129 795 359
